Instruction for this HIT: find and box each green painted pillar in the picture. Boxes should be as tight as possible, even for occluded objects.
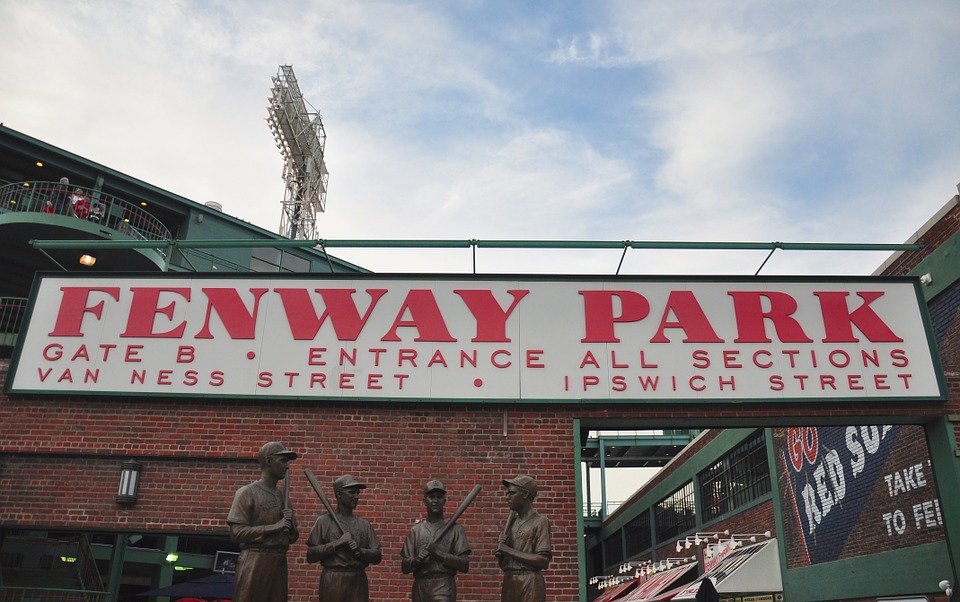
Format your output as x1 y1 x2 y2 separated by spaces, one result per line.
925 416 960 590
105 534 126 602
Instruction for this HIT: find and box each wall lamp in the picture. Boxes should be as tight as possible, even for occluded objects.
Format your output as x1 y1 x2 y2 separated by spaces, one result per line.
728 531 772 548
116 459 142 506
79 254 96 267
676 530 729 552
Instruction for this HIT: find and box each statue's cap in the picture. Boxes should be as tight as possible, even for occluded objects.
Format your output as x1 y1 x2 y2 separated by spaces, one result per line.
259 442 298 462
424 479 446 494
334 474 366 490
503 475 538 497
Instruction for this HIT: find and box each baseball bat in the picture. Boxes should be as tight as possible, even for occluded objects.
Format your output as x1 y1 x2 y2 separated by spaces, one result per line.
303 468 348 536
429 484 482 546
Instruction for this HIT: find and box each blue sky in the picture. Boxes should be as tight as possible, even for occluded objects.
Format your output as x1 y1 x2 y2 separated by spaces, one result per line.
2 0 959 275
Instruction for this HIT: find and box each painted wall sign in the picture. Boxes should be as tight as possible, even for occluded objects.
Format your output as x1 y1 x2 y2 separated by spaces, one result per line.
6 275 944 401
775 425 945 567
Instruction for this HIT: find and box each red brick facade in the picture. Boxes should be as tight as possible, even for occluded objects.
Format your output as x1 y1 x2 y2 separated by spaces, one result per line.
2 200 959 601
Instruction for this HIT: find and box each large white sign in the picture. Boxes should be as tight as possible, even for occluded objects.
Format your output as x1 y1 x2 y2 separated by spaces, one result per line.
6 275 944 402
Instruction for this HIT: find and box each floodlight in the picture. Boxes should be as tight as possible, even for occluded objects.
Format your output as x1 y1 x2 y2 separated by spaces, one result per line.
266 64 329 240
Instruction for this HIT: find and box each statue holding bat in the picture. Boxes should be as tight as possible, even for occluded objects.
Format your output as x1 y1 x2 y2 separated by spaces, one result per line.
305 472 382 602
401 480 478 602
226 442 299 602
497 475 551 602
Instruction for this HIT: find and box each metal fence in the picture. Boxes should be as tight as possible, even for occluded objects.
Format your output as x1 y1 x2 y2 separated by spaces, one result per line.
0 297 28 354
0 182 171 243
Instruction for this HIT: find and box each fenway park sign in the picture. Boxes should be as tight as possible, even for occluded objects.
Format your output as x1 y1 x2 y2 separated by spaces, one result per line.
6 275 944 402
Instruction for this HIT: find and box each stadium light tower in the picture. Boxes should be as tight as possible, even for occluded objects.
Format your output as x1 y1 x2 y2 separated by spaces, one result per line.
265 65 329 240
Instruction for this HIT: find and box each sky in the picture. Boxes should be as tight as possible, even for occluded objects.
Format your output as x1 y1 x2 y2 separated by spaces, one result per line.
2 0 959 275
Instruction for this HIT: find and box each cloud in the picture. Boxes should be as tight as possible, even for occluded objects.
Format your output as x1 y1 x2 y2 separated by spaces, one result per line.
1 0 957 277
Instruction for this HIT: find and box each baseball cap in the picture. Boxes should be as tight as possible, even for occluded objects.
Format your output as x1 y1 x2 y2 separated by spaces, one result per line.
334 474 367 490
502 474 538 497
259 442 298 463
424 479 446 494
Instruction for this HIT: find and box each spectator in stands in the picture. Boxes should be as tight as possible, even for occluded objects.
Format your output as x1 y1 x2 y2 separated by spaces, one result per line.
88 204 103 224
54 177 70 214
71 188 90 219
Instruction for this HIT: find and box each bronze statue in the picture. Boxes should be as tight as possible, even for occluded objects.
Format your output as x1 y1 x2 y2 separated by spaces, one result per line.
496 475 552 602
227 442 299 602
401 480 474 601
306 474 382 601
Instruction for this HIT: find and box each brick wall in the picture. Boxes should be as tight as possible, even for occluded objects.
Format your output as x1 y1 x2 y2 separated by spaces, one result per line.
0 390 582 601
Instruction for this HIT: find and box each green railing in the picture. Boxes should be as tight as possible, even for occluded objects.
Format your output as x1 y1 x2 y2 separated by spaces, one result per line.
0 181 171 243
0 297 28 354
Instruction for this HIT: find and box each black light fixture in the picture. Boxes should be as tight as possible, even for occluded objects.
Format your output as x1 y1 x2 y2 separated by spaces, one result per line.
116 459 142 506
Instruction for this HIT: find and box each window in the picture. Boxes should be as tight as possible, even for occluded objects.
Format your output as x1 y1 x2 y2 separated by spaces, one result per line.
699 430 771 522
250 247 281 272
603 529 624 568
250 248 312 273
655 481 695 543
280 252 310 273
624 508 652 557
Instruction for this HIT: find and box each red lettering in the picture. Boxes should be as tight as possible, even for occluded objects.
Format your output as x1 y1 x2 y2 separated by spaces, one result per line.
460 350 477 367
651 291 723 343
788 427 818 471
43 344 63 361
692 349 710 369
427 350 448 367
49 287 120 336
176 346 195 363
308 348 327 366
753 350 773 368
195 288 268 339
526 349 545 368
580 350 600 369
723 350 742 368
689 376 706 391
730 291 813 343
120 287 190 338
399 349 418 367
890 349 908 367
815 291 903 342
454 289 528 342
274 288 387 340
340 348 357 366
491 350 511 368
125 345 143 362
580 290 650 343
382 290 457 342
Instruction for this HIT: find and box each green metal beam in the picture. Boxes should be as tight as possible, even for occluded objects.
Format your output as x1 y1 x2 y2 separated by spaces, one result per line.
30 238 924 252
582 435 693 449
